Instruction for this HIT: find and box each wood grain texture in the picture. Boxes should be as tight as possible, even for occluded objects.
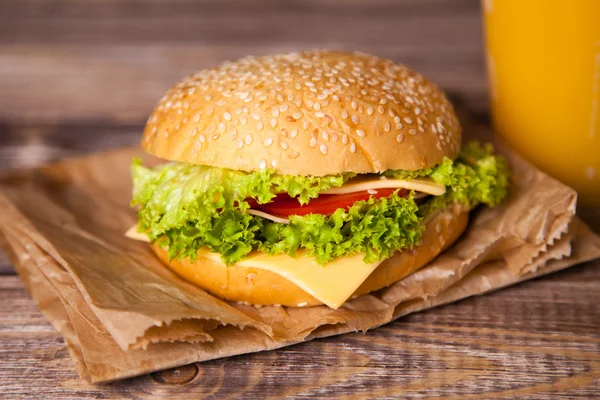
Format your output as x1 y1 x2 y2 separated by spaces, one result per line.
0 0 488 123
1 266 599 399
0 0 599 398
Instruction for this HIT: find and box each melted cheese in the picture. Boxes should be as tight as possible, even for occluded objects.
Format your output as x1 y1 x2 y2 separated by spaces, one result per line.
126 225 381 308
202 249 382 309
323 177 445 196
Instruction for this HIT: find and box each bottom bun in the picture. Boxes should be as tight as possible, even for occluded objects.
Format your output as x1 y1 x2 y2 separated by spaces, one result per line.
151 206 469 307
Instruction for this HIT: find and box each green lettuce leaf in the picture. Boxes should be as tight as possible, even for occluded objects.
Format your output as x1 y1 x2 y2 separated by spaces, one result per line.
152 191 422 265
131 142 509 265
131 160 352 249
383 167 433 180
419 142 509 215
260 192 423 263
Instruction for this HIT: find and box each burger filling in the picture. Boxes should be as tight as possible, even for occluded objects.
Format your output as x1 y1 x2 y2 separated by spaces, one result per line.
131 142 508 265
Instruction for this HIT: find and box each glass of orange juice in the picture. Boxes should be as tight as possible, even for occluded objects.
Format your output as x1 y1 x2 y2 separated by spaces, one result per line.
482 0 600 206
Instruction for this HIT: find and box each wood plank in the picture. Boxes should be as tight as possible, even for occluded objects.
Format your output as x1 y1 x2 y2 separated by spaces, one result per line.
1 262 599 398
1 0 599 397
0 0 488 123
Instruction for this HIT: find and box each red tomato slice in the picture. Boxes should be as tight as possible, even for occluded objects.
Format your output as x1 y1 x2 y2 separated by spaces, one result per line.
247 189 407 218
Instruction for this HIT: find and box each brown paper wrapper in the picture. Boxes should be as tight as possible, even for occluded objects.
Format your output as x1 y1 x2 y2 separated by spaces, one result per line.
1 126 599 383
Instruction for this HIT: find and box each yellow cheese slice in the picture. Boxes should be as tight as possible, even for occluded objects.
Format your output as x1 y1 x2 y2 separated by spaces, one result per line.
323 176 445 196
125 224 150 242
125 226 382 308
203 249 382 309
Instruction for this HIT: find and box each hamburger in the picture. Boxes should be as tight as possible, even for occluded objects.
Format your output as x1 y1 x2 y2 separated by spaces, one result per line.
127 50 508 309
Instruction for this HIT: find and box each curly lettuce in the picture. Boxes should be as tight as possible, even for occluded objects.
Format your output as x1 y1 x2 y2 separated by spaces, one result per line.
132 160 353 235
131 142 509 265
260 192 422 263
418 142 509 215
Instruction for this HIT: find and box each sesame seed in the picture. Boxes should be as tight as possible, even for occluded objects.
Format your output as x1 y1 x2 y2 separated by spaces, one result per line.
288 151 300 158
409 129 417 135
190 127 198 136
367 189 378 195
199 134 206 143
230 129 238 139
211 134 220 140
384 122 391 132
414 107 421 115
314 103 321 111
351 115 359 124
193 113 200 122
224 112 231 121
404 117 413 124
271 118 277 128
341 134 349 144
239 92 249 99
280 141 289 150
272 109 279 117
293 112 303 119
350 141 357 153
319 144 328 154
245 134 253 144
322 131 330 141
290 129 298 138
378 105 385 114
342 110 349 119
315 111 325 118
351 101 358 110
303 121 310 129
257 122 264 131
317 93 328 100
271 159 278 168
396 133 404 143
194 141 201 150
367 107 374 115
279 104 288 112
218 123 226 132
396 122 403 129
356 129 365 137
310 137 317 147
251 113 260 121
263 138 273 147
259 160 267 170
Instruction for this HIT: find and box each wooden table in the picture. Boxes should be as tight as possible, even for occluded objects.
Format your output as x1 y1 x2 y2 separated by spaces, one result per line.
1 1 599 398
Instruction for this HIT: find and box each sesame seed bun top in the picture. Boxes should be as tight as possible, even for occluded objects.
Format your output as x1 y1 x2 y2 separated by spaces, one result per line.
141 50 461 176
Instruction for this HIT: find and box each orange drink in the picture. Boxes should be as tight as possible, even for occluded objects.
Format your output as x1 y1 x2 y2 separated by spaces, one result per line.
483 0 600 205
